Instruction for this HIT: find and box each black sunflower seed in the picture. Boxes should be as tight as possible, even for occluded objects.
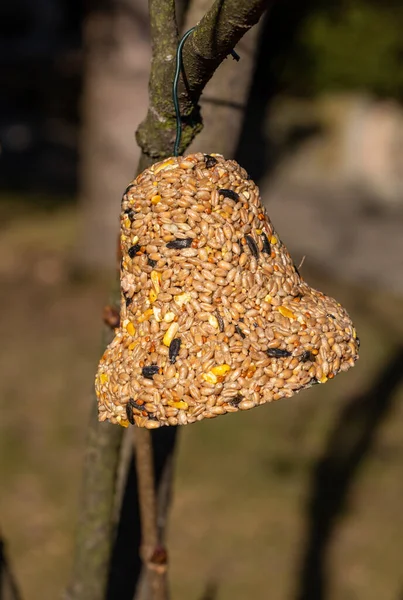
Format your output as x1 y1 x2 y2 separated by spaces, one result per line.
300 350 315 362
126 403 135 424
205 154 218 168
261 233 271 255
166 238 193 249
141 364 159 379
123 208 135 221
266 348 292 358
245 235 259 259
147 257 157 267
326 313 336 319
169 338 181 364
218 188 239 201
235 324 246 339
123 184 134 196
128 244 141 258
215 312 224 333
310 377 319 386
229 394 243 406
125 296 133 307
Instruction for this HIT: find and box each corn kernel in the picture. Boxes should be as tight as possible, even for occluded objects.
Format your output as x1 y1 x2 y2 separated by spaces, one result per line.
203 372 218 384
256 229 262 235
319 375 328 384
99 373 108 384
264 294 272 303
208 315 219 329
154 159 177 173
163 312 175 322
138 309 153 323
152 307 162 322
151 194 161 204
163 322 179 346
168 400 188 410
149 290 158 303
270 235 278 244
211 364 231 376
123 218 131 229
117 417 129 428
126 322 135 336
151 270 161 294
278 306 296 319
128 341 137 350
174 292 192 306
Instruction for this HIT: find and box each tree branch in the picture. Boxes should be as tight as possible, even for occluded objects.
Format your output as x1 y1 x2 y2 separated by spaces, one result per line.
136 0 270 160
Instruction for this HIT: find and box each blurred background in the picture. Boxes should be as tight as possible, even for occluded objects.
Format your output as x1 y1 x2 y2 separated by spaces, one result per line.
1 0 403 599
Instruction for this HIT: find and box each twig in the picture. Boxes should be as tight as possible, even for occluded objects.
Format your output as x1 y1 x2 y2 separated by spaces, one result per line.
136 0 271 160
133 430 169 600
0 534 22 600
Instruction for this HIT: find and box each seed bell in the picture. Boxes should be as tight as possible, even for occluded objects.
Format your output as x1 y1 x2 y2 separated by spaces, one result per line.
95 153 359 428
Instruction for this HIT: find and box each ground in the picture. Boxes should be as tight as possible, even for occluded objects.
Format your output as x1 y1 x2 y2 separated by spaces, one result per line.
1 199 402 600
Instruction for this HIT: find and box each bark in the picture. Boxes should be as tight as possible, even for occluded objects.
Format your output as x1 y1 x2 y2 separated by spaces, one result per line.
185 0 264 157
136 0 271 160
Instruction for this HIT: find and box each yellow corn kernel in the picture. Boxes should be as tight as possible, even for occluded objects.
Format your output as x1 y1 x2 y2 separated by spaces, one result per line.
117 417 129 428
99 373 108 384
128 341 137 350
138 309 153 323
174 292 192 306
353 328 357 339
264 294 272 303
149 290 158 303
168 400 188 410
163 322 179 346
319 375 328 384
123 218 131 229
154 159 176 173
126 322 136 336
270 235 278 244
163 312 175 322
208 315 219 329
151 194 161 204
203 372 218 384
278 306 296 319
132 235 139 245
256 229 262 235
211 364 231 376
151 270 161 294
121 234 127 241
153 307 162 322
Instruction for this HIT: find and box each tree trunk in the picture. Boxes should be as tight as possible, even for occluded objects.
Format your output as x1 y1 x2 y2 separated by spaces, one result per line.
76 0 151 272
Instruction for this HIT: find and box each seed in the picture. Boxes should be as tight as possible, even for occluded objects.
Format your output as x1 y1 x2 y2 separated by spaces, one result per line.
261 233 271 254
166 238 193 249
266 348 291 358
169 338 181 364
300 350 315 362
234 324 246 339
218 188 239 201
228 394 243 406
204 154 218 168
126 403 135 424
245 235 259 259
216 312 224 332
128 244 141 258
142 364 159 379
163 322 179 346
